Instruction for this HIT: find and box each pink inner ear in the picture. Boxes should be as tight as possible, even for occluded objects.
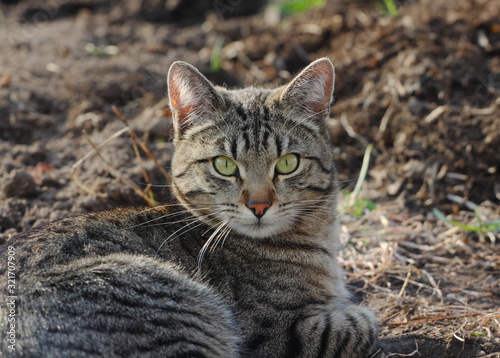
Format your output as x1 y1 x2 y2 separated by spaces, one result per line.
169 73 186 122
281 58 335 120
168 70 200 124
169 92 193 123
305 61 334 109
168 63 222 129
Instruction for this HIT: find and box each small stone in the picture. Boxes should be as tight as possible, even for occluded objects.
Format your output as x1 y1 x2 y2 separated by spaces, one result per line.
3 171 37 198
485 275 495 284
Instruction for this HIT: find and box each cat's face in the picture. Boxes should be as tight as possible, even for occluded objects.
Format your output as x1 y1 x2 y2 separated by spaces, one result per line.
168 59 337 239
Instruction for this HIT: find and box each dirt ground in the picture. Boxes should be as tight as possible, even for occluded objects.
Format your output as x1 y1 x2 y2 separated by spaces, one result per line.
0 0 499 356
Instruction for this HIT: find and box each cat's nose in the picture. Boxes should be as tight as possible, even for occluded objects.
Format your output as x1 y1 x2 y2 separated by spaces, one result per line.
247 201 271 219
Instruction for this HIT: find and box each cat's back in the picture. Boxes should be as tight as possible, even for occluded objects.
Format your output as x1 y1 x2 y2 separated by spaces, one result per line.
0 204 204 277
0 205 241 358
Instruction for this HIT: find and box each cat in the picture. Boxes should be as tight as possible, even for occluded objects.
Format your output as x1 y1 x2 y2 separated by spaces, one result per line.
0 58 381 357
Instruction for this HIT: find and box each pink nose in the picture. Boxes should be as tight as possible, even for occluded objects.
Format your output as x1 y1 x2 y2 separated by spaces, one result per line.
247 201 271 219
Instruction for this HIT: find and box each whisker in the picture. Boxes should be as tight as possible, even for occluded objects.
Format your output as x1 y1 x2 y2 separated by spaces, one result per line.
155 212 220 257
197 220 228 269
131 201 236 228
129 207 214 229
137 183 176 188
212 223 233 254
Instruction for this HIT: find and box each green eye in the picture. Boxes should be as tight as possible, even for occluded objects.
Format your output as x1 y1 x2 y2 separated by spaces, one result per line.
213 156 238 176
276 153 299 175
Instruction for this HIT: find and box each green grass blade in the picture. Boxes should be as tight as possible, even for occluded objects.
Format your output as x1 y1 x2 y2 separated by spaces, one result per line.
433 208 482 232
210 36 224 73
280 0 325 15
350 143 373 206
383 0 398 17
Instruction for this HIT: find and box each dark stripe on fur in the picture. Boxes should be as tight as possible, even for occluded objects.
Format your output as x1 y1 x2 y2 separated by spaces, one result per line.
231 139 238 159
332 313 357 358
286 316 304 358
183 124 219 142
175 187 192 206
152 337 214 354
174 159 210 178
304 156 331 174
174 352 208 358
185 190 215 197
275 134 283 157
246 333 270 351
305 184 334 193
263 106 270 121
242 131 250 152
295 123 321 138
357 310 377 356
318 313 332 358
262 129 270 149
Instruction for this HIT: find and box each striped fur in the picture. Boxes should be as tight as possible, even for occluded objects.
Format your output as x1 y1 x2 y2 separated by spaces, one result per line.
0 59 380 357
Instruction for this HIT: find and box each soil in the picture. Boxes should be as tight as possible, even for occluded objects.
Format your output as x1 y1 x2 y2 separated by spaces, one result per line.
0 0 499 356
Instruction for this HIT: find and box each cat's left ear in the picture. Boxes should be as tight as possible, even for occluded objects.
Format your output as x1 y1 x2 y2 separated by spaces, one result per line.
279 58 335 124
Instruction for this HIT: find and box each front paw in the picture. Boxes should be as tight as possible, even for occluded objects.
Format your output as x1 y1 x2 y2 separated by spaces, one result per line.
293 304 379 357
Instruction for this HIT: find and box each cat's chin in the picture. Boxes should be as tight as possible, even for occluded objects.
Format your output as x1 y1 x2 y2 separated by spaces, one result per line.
233 222 285 239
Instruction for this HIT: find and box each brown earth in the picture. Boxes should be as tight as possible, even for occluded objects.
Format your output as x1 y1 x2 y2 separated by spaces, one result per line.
0 0 499 356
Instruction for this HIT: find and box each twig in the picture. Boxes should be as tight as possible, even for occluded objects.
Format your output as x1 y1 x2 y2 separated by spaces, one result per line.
424 105 446 124
340 112 370 148
368 347 383 358
481 353 500 358
80 130 156 206
421 269 443 302
112 105 171 186
378 104 394 134
112 106 154 202
71 126 129 197
398 269 412 297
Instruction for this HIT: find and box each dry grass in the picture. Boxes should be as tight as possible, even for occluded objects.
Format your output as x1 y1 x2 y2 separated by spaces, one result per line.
71 106 171 207
339 198 500 344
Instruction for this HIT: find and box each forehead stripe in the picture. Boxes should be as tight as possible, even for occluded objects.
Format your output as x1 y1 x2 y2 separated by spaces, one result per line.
231 139 238 159
262 130 270 150
275 135 283 157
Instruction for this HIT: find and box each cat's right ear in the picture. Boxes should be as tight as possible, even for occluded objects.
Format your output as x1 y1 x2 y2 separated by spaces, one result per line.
279 58 335 125
167 61 224 134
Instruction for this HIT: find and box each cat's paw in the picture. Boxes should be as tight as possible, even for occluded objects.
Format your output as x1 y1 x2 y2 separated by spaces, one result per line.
294 304 378 358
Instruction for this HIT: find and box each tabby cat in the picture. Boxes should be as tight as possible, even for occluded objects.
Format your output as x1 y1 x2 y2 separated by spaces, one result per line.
0 58 380 357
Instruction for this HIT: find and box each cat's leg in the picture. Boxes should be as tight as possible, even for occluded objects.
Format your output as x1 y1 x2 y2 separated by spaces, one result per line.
291 303 380 358
13 254 241 358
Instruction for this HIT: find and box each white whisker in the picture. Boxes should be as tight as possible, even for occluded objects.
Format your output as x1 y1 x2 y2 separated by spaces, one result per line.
197 220 228 269
154 212 220 257
129 206 214 229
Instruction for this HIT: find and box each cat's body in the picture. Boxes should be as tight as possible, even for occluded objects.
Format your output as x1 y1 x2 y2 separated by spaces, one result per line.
0 59 380 357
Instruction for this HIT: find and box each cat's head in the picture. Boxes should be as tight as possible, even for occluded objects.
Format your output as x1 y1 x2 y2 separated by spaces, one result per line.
167 58 337 239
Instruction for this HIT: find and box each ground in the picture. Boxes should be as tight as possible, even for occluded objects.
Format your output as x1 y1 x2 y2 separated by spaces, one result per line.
0 0 499 356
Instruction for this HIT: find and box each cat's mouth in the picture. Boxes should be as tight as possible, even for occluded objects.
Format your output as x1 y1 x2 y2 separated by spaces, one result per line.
233 217 285 239
211 205 288 239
